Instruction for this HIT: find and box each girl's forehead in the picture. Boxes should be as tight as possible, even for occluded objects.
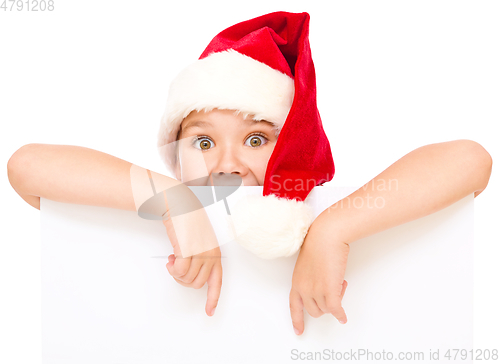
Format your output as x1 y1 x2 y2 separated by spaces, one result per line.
179 108 280 139
182 109 272 128
184 108 253 120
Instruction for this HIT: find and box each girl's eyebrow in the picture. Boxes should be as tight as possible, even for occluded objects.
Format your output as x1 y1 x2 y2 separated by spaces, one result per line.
247 119 276 128
182 120 213 133
182 119 276 133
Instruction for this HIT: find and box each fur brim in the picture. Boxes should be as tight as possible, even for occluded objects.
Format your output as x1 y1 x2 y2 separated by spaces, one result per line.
225 193 314 259
157 49 294 176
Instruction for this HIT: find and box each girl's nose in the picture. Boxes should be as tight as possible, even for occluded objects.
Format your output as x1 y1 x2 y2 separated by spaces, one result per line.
213 148 248 177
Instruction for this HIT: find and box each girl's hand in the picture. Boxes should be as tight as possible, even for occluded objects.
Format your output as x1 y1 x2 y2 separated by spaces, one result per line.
166 246 222 317
289 212 349 335
161 188 222 317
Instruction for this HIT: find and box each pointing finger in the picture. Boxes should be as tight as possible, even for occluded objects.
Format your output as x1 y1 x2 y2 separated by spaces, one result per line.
290 289 305 335
205 262 222 317
325 291 348 324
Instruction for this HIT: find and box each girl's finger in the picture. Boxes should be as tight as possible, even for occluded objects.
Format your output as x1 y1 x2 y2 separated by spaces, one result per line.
166 264 196 288
171 254 192 279
166 258 176 277
189 260 212 289
174 254 204 284
324 291 348 324
166 255 191 281
205 261 223 316
303 296 324 318
172 275 191 287
289 289 305 335
340 280 348 300
315 295 331 314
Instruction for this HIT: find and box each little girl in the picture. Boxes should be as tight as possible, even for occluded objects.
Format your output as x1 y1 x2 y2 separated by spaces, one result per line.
7 11 493 337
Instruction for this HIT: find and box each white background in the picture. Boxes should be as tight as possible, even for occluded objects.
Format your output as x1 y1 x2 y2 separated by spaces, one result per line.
1 0 498 362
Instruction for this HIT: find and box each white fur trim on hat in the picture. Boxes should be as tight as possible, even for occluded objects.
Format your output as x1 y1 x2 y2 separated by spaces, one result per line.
157 48 295 176
225 194 315 259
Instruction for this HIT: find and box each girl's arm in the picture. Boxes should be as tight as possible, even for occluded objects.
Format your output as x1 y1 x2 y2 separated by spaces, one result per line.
321 139 492 245
7 143 175 211
7 143 223 316
290 139 492 335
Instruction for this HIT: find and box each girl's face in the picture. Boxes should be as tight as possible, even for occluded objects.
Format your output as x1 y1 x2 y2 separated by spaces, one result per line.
175 108 279 186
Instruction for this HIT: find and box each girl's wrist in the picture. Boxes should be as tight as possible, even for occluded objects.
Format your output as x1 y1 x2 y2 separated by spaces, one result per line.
314 208 352 247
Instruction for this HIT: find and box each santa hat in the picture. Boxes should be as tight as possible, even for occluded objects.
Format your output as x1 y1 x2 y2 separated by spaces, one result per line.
157 11 335 259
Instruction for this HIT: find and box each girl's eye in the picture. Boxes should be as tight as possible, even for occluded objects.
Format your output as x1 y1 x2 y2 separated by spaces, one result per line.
192 133 268 151
245 134 268 148
192 137 213 151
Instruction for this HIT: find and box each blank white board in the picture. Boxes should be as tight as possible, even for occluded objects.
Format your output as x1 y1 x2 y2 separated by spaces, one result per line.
40 187 474 363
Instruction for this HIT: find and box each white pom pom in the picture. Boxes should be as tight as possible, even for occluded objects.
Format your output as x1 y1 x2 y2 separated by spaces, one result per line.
225 194 315 259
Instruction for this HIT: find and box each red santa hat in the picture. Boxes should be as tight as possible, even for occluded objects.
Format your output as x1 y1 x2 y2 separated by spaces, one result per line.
157 11 335 259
